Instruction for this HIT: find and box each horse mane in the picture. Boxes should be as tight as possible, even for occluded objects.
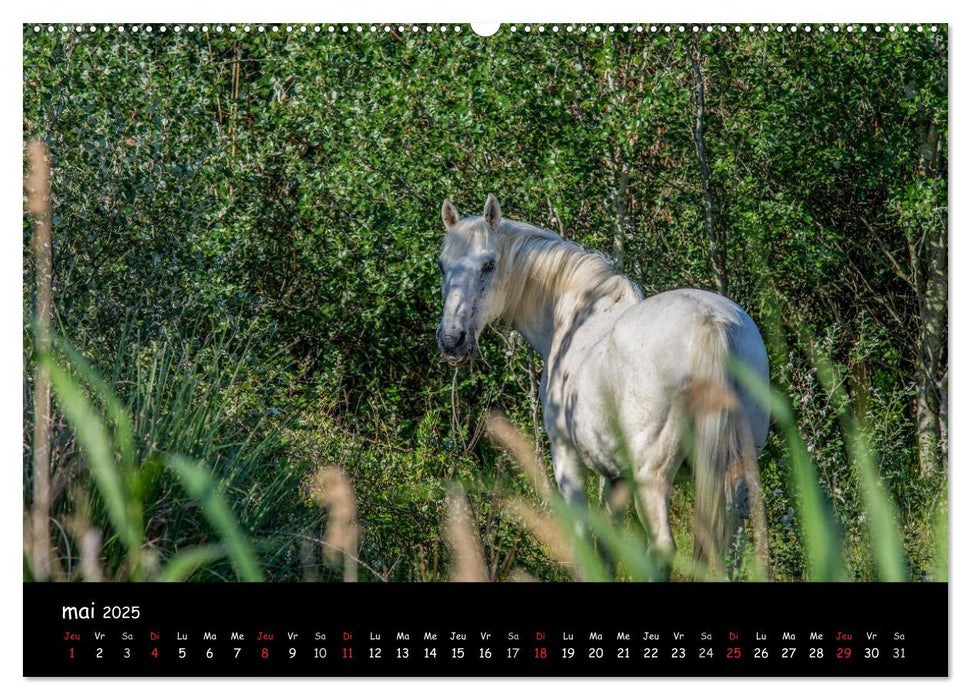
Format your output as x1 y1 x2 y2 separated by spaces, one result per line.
496 220 643 329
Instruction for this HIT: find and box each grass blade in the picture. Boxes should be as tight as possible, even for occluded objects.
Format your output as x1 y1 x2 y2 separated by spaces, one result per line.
54 338 136 474
156 545 225 582
730 359 846 581
44 357 144 575
167 455 264 582
932 493 948 582
807 346 908 581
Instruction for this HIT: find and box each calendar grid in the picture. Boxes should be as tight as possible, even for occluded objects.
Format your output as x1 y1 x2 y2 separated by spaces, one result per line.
24 582 947 677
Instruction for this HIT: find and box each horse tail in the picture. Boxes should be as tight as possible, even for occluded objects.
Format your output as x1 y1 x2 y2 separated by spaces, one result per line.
684 314 750 578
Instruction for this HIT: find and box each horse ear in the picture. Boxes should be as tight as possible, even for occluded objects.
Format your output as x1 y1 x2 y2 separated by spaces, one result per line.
483 194 501 231
442 200 461 229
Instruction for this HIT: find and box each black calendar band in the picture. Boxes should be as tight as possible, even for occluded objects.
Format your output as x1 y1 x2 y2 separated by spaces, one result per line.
24 582 947 677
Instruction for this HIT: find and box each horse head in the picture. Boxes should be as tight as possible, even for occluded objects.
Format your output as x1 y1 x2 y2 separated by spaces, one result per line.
436 194 506 366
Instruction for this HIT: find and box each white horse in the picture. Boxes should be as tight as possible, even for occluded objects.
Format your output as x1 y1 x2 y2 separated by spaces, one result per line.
436 195 770 578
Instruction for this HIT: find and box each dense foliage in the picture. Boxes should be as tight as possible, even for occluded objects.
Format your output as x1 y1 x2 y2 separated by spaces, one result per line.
23 24 947 582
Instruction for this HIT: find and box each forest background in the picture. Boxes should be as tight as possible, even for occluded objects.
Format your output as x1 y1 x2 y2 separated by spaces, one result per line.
22 24 947 583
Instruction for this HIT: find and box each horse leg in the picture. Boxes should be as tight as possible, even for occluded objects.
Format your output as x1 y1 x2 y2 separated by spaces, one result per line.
632 448 682 581
598 475 629 576
551 440 585 509
600 475 628 524
550 440 590 579
717 408 770 579
735 415 770 577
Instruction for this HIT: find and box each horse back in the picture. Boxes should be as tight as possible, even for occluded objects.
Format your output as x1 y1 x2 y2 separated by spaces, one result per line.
602 288 770 449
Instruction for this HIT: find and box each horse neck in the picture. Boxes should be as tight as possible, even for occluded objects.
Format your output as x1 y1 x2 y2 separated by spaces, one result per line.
501 236 640 364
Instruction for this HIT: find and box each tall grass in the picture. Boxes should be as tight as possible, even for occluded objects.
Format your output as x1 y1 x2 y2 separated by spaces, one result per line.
23 328 945 583
22 318 333 582
22 311 945 584
23 337 266 582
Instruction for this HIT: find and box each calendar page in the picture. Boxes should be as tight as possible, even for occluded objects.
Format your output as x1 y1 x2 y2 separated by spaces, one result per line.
22 19 948 678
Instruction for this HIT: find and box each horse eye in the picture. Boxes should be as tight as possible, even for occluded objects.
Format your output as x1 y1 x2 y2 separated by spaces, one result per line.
481 259 496 274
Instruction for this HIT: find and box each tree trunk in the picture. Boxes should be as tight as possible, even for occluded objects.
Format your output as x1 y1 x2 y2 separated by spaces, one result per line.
690 54 727 296
912 106 947 478
610 168 629 273
917 219 946 477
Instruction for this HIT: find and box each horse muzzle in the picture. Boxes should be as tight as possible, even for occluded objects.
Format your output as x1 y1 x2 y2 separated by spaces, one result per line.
437 327 475 366
446 353 472 367
441 341 474 367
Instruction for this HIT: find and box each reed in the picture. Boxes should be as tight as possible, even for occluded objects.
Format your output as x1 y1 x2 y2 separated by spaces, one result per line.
445 488 489 582
307 466 360 582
